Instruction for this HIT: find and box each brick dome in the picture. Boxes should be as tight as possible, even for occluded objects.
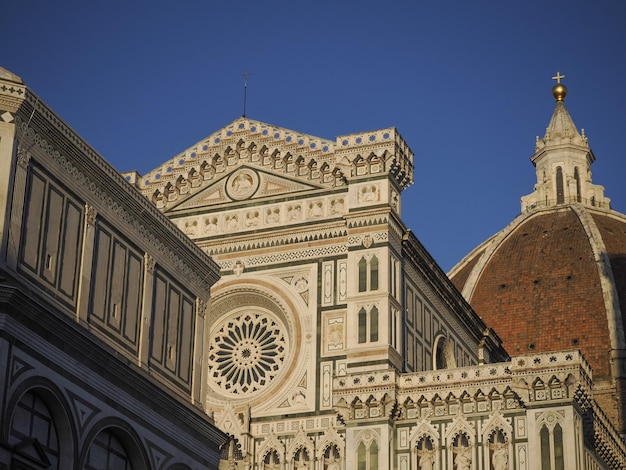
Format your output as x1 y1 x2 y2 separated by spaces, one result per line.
449 81 626 434
450 205 626 377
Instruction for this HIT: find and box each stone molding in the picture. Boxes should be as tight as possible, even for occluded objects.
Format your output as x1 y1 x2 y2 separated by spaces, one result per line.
14 114 218 294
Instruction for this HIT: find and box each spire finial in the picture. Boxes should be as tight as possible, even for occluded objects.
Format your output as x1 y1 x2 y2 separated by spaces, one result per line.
242 71 251 117
551 71 568 101
552 71 565 84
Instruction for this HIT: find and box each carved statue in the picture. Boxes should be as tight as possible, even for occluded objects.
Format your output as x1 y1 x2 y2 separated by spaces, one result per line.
325 454 341 470
417 447 435 470
454 445 471 470
492 442 508 470
295 459 308 470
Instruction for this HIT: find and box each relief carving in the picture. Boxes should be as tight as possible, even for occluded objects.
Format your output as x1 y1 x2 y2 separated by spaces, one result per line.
244 210 260 228
204 216 219 234
227 169 258 200
359 184 379 203
85 204 97 227
265 207 281 224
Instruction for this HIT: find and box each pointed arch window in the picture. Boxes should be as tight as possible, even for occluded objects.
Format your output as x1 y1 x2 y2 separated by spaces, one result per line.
370 306 379 342
357 442 366 470
554 424 564 470
370 441 379 470
358 306 379 344
357 255 379 293
263 449 281 469
357 440 378 470
539 421 564 470
370 256 379 290
358 308 367 343
390 256 401 300
358 258 367 292
540 426 551 469
574 167 581 202
293 447 310 469
556 166 565 204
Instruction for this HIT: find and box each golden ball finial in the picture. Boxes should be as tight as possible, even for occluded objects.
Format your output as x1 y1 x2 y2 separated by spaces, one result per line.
552 83 568 101
551 71 567 101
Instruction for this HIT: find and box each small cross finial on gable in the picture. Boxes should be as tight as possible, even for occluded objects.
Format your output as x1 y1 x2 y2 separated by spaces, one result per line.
242 71 252 118
552 71 565 84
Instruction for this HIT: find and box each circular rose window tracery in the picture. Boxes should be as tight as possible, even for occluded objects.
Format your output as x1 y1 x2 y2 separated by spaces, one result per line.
208 311 287 395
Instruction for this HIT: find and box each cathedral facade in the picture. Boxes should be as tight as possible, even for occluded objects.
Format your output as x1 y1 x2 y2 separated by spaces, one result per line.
2 64 626 469
131 81 626 468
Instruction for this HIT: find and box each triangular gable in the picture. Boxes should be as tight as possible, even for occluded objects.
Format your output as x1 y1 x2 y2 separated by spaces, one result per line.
165 165 325 213
127 118 415 213
143 117 336 183
133 117 347 206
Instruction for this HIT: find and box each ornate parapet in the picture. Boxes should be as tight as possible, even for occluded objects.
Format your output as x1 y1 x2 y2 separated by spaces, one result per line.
333 369 398 423
333 350 626 469
135 118 346 202
589 400 626 469
333 350 595 424
334 127 414 190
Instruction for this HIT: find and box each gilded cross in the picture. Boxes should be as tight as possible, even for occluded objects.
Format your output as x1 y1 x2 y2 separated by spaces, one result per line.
552 71 565 84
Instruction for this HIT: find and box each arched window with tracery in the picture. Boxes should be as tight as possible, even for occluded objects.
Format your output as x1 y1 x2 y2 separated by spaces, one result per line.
263 449 281 469
86 429 132 470
540 422 564 470
293 447 310 469
219 436 244 467
357 440 378 470
9 390 60 469
536 410 567 470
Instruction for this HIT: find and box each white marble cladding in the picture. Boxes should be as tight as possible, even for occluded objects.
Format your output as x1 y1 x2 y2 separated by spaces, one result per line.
132 119 414 195
335 127 414 186
254 416 336 435
335 369 398 392
174 194 348 238
136 118 336 186
334 350 591 394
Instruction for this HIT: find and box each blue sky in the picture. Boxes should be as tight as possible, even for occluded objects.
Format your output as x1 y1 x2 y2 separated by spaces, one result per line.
3 1 625 272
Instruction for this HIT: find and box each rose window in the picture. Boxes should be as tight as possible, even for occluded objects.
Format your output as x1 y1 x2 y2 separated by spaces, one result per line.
208 312 287 395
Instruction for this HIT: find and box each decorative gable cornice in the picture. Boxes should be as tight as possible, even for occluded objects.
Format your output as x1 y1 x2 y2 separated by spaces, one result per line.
130 118 345 205
129 119 415 212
